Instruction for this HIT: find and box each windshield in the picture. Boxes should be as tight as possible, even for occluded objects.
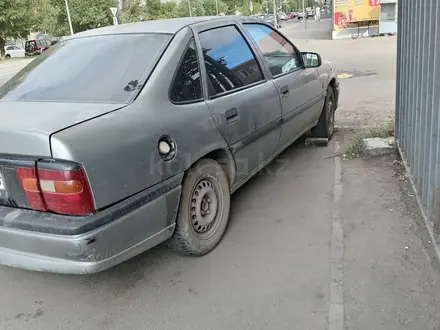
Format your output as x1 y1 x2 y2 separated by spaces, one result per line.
0 33 172 104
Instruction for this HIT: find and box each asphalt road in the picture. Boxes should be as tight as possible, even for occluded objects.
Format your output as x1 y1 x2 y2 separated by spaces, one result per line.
0 27 338 330
0 59 33 86
280 18 333 41
0 141 337 330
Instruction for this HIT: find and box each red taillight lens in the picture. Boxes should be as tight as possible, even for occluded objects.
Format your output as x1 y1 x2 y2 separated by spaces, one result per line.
16 165 95 216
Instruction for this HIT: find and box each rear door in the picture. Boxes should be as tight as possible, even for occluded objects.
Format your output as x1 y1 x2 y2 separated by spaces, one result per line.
193 23 282 183
243 23 324 149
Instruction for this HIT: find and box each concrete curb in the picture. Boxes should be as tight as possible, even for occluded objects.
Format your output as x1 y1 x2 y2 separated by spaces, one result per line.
363 137 396 158
397 143 440 273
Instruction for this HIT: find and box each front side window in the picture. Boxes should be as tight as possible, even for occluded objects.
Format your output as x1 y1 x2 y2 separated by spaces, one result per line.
244 23 302 77
170 39 202 103
199 25 264 97
0 33 172 104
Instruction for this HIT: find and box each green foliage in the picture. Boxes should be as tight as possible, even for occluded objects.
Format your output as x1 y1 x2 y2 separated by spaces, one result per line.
34 0 68 36
3 0 305 49
119 0 147 22
68 0 115 32
202 0 228 16
173 0 205 17
34 0 115 37
0 0 34 57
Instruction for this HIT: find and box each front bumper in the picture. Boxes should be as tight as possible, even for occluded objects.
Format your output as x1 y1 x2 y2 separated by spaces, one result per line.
0 176 182 274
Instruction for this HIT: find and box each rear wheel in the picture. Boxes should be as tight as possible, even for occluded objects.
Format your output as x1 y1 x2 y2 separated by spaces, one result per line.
169 159 231 256
5 54 11 59
311 86 336 139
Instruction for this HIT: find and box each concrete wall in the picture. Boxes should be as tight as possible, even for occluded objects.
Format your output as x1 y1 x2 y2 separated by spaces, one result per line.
395 0 440 237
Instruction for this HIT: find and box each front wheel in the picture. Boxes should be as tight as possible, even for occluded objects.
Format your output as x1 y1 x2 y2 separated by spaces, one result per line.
311 86 336 139
5 55 11 59
169 159 231 256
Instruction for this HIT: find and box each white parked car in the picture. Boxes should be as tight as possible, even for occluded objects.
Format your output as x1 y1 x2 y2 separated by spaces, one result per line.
4 45 25 59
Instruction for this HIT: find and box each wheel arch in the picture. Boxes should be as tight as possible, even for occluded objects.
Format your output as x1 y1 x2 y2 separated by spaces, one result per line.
187 148 236 190
329 78 339 107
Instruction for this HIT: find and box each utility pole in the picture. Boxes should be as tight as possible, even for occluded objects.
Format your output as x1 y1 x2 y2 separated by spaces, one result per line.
188 0 192 17
64 0 74 35
302 0 308 41
273 0 277 29
215 0 219 15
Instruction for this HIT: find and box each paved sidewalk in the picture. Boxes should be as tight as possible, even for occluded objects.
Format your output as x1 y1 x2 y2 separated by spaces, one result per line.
0 58 33 85
341 154 440 330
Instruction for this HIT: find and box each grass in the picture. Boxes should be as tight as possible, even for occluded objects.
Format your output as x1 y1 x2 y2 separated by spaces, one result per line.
345 120 395 159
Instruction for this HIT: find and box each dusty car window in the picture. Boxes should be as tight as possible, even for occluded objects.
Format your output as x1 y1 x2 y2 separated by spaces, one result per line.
170 39 202 103
199 25 263 97
244 23 301 76
0 33 172 104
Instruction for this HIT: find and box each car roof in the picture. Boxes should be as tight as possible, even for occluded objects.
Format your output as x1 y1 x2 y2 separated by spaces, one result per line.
71 16 254 39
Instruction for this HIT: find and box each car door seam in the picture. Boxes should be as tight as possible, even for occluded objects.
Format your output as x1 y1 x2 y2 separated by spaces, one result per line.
230 117 283 153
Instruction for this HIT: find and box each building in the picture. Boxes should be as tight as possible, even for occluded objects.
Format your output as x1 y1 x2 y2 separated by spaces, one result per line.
395 1 440 252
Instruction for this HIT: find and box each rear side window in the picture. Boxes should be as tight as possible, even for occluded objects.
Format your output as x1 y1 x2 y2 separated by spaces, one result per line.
199 25 263 97
0 34 172 104
170 39 202 103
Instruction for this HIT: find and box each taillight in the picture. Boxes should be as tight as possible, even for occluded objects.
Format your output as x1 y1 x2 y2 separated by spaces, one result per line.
15 164 95 216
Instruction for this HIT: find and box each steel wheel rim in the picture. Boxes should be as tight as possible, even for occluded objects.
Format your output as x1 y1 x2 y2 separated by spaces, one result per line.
189 175 223 239
327 98 334 136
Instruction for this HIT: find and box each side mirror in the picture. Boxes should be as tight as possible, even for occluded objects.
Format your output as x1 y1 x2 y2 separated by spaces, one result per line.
302 52 322 68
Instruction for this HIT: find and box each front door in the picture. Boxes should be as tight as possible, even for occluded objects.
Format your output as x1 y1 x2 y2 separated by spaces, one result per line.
242 23 324 149
197 24 282 183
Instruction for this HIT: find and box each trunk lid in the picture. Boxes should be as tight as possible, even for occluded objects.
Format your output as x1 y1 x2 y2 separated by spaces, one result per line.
0 101 123 156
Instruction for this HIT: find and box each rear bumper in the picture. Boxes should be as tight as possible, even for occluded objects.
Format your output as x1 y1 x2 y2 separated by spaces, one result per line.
0 175 182 274
0 223 176 275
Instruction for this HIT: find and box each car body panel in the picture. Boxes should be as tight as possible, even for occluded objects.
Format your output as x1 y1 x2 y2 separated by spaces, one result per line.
240 22 324 148
51 27 230 209
274 68 324 148
0 102 124 156
0 179 181 274
0 16 339 274
190 19 282 182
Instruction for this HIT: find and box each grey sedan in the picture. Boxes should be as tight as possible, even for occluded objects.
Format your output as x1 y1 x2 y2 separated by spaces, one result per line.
0 16 339 274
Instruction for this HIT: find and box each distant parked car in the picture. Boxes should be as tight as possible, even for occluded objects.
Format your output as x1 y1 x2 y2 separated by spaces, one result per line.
297 10 314 20
278 12 288 20
25 39 50 56
4 46 25 59
286 12 295 19
263 14 282 28
0 16 339 274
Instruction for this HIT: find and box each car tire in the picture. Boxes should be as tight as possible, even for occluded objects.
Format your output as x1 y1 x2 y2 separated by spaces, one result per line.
169 158 231 256
5 55 11 59
311 86 336 139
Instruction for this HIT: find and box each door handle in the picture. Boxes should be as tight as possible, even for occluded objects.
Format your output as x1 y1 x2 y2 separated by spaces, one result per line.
280 86 289 98
225 108 239 123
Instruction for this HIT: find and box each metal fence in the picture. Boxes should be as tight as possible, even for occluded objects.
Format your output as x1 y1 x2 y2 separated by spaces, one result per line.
395 0 440 235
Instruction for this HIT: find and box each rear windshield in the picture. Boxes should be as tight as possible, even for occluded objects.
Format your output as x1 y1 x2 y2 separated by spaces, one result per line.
0 33 172 104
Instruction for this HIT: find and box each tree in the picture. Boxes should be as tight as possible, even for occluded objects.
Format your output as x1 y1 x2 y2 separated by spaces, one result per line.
33 0 66 37
158 2 178 19
119 0 147 23
173 0 205 18
68 0 116 32
0 0 34 58
202 0 227 16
